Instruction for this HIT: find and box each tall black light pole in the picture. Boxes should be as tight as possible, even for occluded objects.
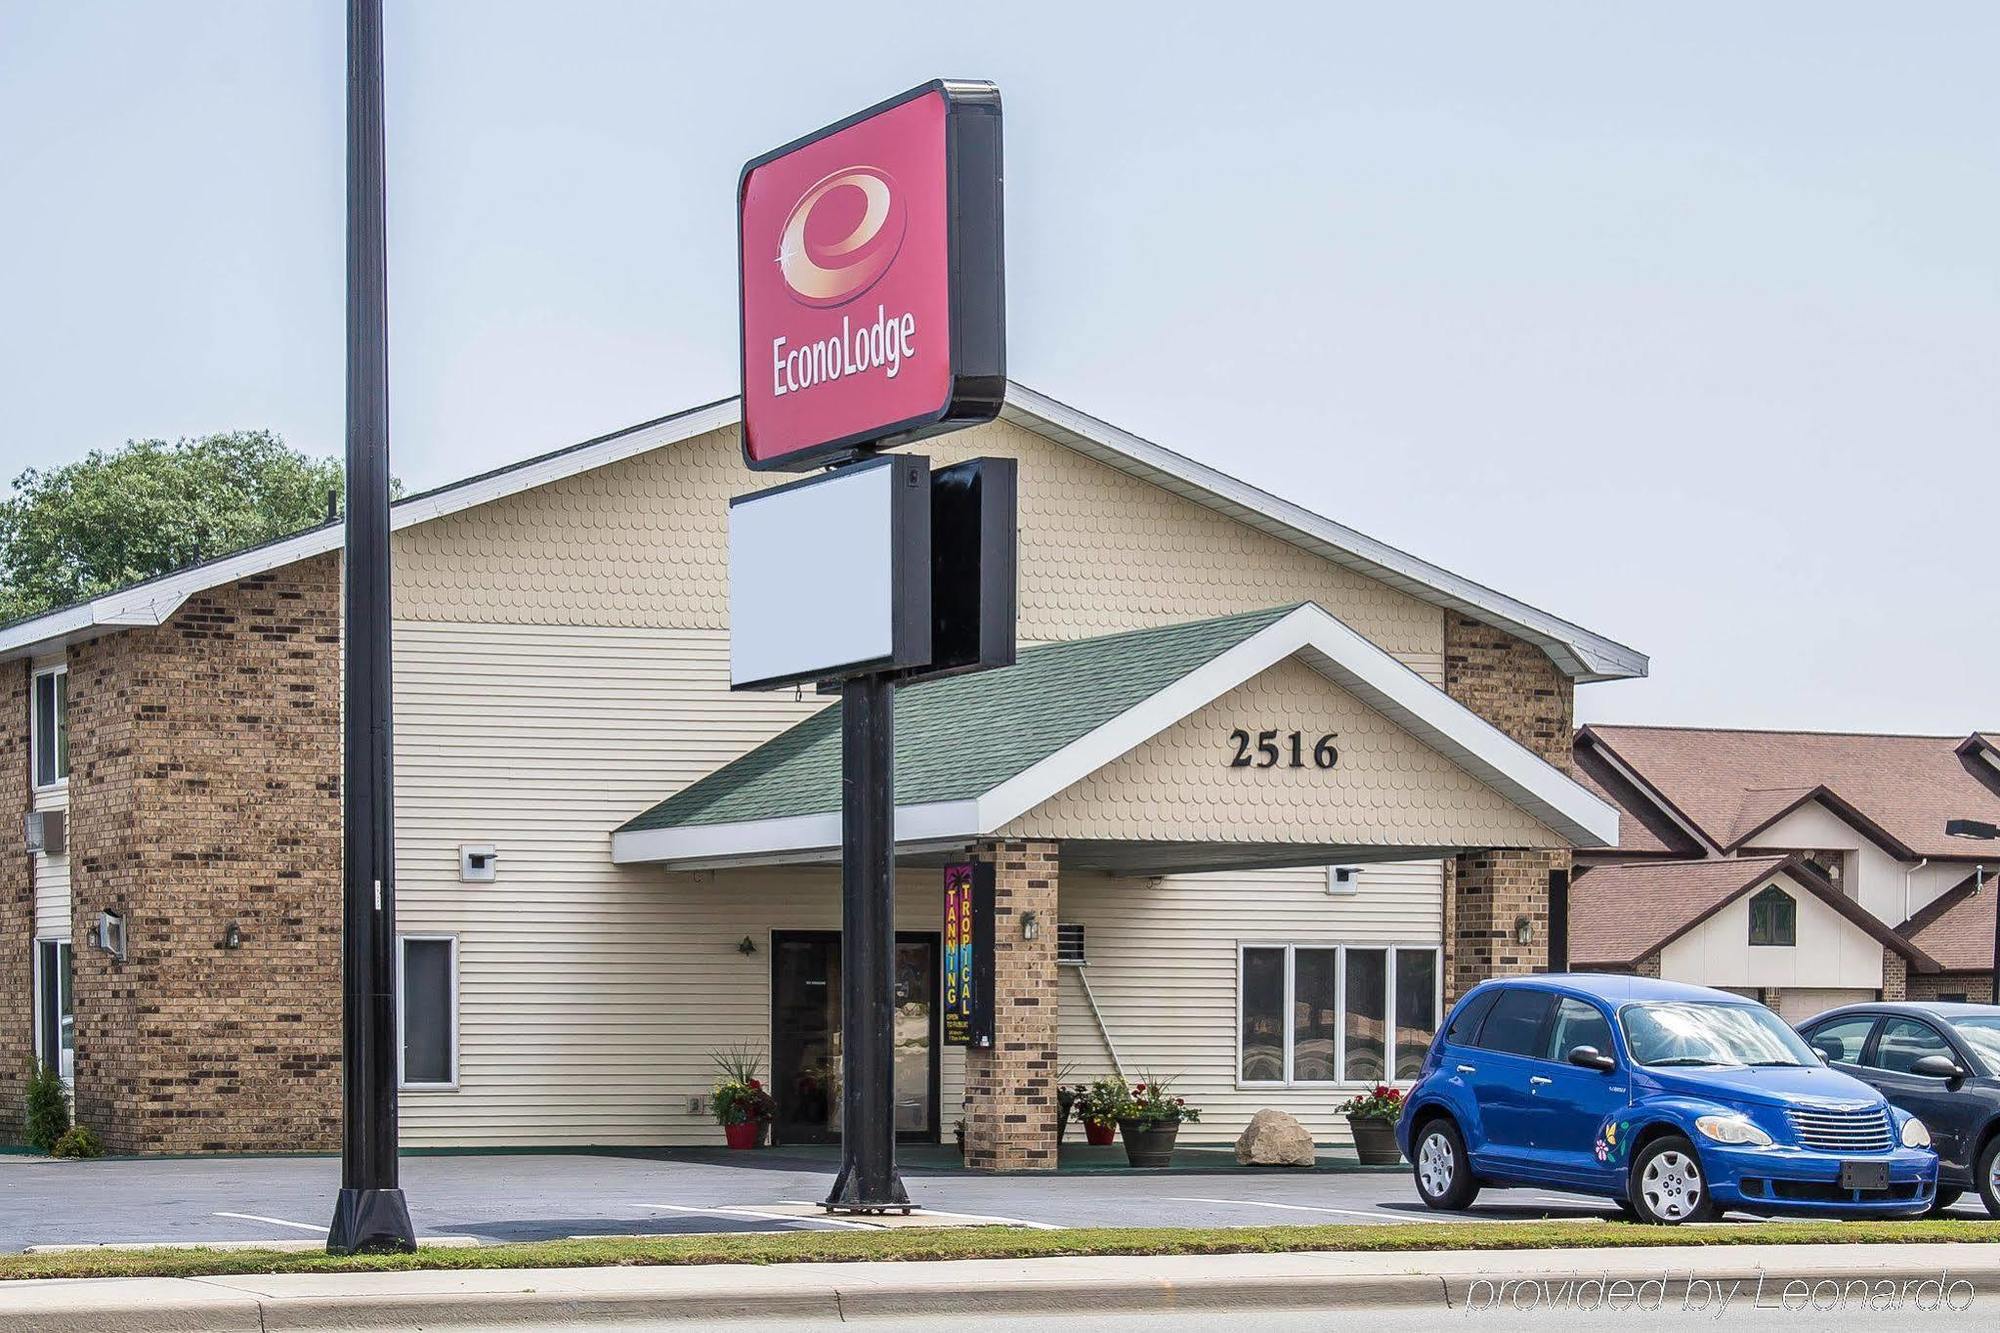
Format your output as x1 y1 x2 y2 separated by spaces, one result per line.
328 0 415 1255
1943 820 2000 1007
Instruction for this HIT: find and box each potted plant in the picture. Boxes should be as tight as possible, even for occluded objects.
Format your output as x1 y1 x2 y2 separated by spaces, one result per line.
1055 1062 1079 1145
1073 1076 1125 1146
1337 1084 1405 1166
709 1047 776 1150
1115 1075 1201 1168
953 1118 967 1157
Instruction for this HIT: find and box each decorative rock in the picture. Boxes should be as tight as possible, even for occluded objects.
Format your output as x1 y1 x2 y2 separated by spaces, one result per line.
1234 1108 1317 1167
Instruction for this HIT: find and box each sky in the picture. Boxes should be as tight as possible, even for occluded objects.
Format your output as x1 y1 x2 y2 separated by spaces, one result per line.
0 2 1993 732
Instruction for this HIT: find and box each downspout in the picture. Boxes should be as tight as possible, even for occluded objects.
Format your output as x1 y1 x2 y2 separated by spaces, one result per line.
1904 858 1928 924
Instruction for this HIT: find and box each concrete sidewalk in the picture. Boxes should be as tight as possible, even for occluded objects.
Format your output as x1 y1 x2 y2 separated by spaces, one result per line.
2 1243 1995 1330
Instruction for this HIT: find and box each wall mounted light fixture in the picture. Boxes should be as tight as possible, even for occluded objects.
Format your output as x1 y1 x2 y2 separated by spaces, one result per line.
1020 910 1039 941
222 921 242 950
737 936 758 956
1513 914 1534 946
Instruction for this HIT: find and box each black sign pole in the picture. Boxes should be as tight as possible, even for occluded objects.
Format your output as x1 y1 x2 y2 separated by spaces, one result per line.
328 0 415 1256
826 673 910 1211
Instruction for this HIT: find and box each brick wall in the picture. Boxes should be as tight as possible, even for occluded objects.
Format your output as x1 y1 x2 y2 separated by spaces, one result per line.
1634 953 1661 979
1881 951 1907 1001
0 664 32 1143
1908 971 1993 1002
962 839 1060 1171
1441 614 1575 997
67 556 343 1153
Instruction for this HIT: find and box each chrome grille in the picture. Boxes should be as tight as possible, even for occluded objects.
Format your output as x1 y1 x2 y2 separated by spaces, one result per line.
1786 1106 1892 1152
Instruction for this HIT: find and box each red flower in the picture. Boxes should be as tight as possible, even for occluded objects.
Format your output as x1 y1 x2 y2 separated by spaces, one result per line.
748 1079 763 1090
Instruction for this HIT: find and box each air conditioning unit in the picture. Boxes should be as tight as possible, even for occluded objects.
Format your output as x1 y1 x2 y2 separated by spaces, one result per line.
25 810 65 856
1056 922 1086 966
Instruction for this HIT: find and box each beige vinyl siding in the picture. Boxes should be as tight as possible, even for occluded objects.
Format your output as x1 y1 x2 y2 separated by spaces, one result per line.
390 421 1448 682
31 786 69 941
390 618 963 1145
1056 862 1444 1147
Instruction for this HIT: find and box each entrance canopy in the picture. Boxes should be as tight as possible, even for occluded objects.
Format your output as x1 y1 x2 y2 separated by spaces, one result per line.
612 603 1619 874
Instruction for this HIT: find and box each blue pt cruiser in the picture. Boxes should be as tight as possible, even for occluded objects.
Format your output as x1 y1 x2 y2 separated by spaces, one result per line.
1396 975 1937 1223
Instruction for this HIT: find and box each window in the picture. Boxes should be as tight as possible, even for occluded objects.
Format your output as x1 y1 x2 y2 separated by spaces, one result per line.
1237 944 1440 1085
33 940 73 1082
1747 885 1795 947
398 936 458 1089
1443 989 1500 1046
31 667 67 789
1804 1015 1876 1065
1474 987 1555 1056
1548 996 1614 1061
1868 1017 1951 1075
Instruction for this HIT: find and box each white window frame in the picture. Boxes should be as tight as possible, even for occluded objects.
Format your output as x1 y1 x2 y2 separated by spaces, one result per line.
32 936 74 1084
30 664 68 791
396 934 460 1091
1235 941 1443 1089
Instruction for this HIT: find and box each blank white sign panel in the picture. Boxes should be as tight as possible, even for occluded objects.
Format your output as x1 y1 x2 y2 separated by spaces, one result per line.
730 462 897 689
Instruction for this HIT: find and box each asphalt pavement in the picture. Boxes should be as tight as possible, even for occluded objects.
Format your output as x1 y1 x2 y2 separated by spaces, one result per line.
0 1147 1988 1252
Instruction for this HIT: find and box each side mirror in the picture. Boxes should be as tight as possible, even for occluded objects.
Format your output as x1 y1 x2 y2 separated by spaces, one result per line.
1811 1039 1844 1064
1910 1054 1967 1082
1567 1045 1617 1073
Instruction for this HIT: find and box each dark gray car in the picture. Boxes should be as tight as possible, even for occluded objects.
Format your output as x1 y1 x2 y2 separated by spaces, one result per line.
1797 1002 2000 1215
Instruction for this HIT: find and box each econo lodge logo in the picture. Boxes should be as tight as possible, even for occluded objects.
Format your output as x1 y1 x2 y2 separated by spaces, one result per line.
775 166 907 308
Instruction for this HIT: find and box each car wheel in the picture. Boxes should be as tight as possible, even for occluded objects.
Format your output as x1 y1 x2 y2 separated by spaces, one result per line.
1926 1187 1963 1217
1412 1118 1480 1211
1978 1137 2000 1219
1629 1135 1717 1225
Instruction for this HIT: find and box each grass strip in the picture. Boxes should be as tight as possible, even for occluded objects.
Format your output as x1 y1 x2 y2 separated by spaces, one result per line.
4 1218 1999 1282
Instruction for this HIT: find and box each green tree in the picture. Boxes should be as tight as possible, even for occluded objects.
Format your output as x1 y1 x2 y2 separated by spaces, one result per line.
0 431 355 621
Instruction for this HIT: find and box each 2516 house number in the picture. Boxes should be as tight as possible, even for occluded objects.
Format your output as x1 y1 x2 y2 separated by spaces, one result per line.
1227 729 1338 769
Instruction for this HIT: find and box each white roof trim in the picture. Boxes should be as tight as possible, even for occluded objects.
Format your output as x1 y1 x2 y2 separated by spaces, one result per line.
610 603 1621 867
0 385 1643 682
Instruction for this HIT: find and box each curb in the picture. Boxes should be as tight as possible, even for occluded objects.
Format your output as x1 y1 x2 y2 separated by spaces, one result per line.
7 1256 1999 1330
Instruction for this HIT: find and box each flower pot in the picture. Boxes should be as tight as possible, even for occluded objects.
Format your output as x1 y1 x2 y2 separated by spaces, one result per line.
1118 1119 1179 1168
1083 1118 1118 1147
1347 1115 1402 1166
723 1121 760 1150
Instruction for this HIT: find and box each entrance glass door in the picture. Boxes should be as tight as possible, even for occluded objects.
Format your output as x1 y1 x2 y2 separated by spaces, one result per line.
771 931 939 1144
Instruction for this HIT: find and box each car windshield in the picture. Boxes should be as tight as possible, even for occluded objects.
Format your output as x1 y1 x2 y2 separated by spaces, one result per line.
1948 1016 2000 1069
1618 1001 1815 1068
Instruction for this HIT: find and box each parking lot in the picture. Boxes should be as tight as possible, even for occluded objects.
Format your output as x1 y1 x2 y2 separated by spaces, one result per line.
0 1147 1986 1252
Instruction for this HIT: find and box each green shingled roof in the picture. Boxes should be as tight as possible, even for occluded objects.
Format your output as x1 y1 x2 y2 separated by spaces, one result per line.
618 604 1301 833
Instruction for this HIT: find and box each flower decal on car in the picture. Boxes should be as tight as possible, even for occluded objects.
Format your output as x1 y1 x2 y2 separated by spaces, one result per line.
1594 1118 1629 1165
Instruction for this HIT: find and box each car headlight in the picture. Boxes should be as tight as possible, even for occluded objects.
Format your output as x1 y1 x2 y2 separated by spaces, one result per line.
1695 1113 1773 1147
1901 1117 1933 1149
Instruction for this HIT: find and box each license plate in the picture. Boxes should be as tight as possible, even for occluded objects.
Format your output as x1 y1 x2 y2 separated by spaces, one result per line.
1840 1161 1889 1192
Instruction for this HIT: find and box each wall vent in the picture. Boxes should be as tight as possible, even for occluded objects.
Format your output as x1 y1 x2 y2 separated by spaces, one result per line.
1057 922 1086 966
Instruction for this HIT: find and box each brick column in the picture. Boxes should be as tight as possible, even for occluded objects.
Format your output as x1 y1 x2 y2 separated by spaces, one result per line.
1880 952 1907 1001
962 838 1059 1171
1443 613 1575 991
0 663 32 1144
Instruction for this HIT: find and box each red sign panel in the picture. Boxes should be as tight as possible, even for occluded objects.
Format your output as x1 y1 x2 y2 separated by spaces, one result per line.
738 81 1005 471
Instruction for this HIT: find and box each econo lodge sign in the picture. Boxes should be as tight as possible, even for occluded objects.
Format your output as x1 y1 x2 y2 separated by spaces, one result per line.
738 80 1005 471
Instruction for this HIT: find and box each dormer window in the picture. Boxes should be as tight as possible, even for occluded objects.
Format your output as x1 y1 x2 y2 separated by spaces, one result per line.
1747 885 1796 947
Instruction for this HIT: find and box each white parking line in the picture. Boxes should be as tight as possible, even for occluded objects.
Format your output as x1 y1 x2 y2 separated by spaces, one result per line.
1161 1196 1412 1222
634 1202 876 1230
213 1212 323 1234
776 1201 1064 1231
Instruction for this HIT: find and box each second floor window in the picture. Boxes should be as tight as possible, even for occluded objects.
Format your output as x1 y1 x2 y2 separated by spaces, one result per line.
32 667 67 788
1747 885 1796 947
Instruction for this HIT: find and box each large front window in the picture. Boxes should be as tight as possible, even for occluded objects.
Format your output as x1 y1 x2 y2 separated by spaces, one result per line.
1239 944 1439 1084
1619 1001 1815 1068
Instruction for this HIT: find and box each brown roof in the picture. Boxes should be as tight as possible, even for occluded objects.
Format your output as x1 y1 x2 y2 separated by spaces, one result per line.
1568 854 1938 971
1571 742 1702 858
1579 725 2000 861
1899 869 1999 973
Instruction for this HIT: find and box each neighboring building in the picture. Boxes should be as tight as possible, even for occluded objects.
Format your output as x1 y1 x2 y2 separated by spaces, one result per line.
0 385 1641 1160
1569 725 2000 1020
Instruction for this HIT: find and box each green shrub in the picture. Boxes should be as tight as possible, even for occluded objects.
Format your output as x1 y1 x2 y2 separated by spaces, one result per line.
24 1062 69 1152
51 1124 104 1159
